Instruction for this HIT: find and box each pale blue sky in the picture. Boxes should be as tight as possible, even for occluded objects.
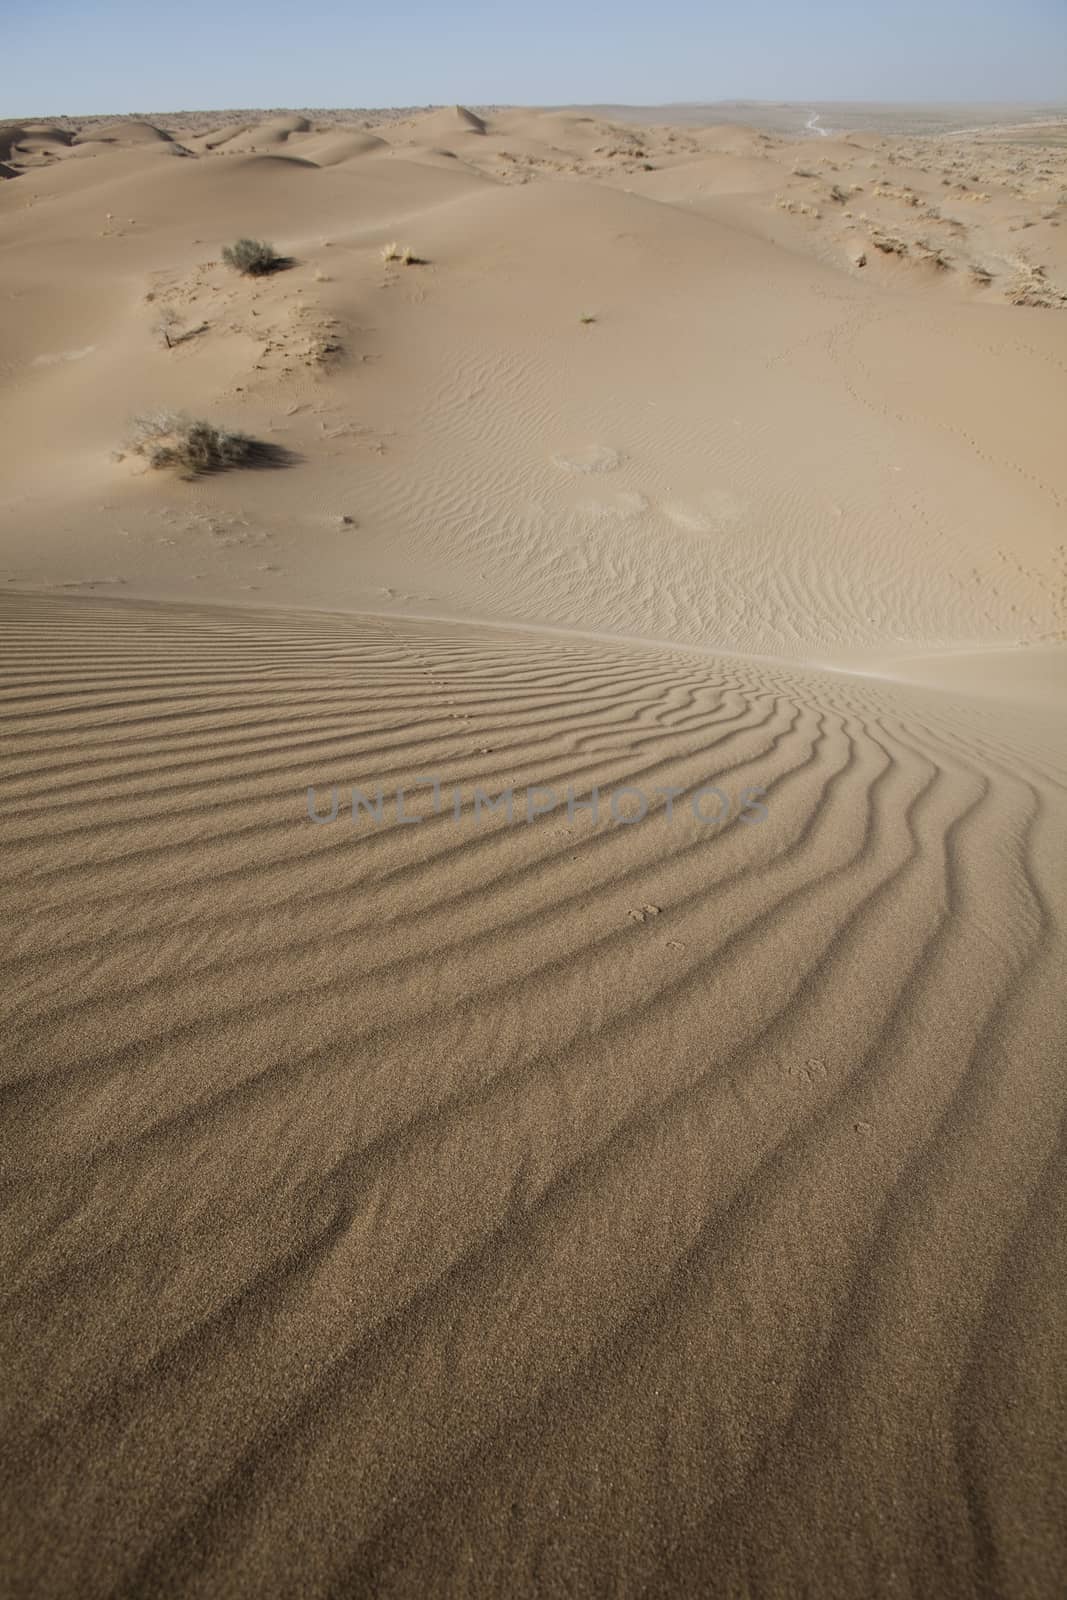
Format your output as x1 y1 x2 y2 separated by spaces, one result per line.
6 0 1066 117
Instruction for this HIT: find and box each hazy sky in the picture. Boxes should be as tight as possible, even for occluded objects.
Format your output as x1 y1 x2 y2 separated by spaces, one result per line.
7 0 1066 116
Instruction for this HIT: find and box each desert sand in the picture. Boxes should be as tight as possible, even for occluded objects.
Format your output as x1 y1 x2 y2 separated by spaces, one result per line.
1 104 1065 1598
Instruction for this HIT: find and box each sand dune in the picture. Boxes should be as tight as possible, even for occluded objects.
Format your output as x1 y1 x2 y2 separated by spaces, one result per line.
71 119 177 146
2 118 1064 657
1 102 1065 1597
211 115 314 154
293 129 392 165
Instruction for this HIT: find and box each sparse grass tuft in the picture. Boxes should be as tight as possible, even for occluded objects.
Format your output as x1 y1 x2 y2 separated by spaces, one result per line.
579 313 597 324
381 241 423 265
125 412 287 476
222 238 287 276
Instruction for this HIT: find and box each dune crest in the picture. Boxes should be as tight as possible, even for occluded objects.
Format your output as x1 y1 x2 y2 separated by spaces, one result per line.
455 104 488 132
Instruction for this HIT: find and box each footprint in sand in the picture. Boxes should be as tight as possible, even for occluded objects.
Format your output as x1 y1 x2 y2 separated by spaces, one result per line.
663 489 745 535
551 444 623 475
577 490 649 522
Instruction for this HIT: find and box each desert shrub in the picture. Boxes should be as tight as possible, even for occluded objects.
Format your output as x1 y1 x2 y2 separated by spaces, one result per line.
126 412 267 475
222 237 285 275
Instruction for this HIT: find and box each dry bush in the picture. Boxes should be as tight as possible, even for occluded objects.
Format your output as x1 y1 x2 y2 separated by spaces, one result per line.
124 412 287 476
222 237 287 275
153 307 209 348
154 306 181 346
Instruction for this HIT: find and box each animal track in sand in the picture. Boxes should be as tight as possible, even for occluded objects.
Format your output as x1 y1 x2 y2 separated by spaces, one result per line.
550 444 623 474
785 1056 829 1085
31 346 96 367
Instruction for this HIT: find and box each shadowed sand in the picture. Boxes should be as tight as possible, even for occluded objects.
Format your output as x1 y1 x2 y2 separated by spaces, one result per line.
1 592 1065 1597
1 100 1066 1597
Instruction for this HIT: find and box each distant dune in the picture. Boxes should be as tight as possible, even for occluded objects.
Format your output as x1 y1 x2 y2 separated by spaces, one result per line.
70 118 176 145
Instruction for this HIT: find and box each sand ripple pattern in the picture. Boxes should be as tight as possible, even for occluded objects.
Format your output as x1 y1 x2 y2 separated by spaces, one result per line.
1 593 1065 1599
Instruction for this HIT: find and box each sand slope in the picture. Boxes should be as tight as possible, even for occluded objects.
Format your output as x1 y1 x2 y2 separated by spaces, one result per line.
0 592 1065 1596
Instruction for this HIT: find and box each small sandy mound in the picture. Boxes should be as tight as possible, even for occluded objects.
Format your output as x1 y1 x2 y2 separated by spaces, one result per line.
72 120 174 145
296 130 390 166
